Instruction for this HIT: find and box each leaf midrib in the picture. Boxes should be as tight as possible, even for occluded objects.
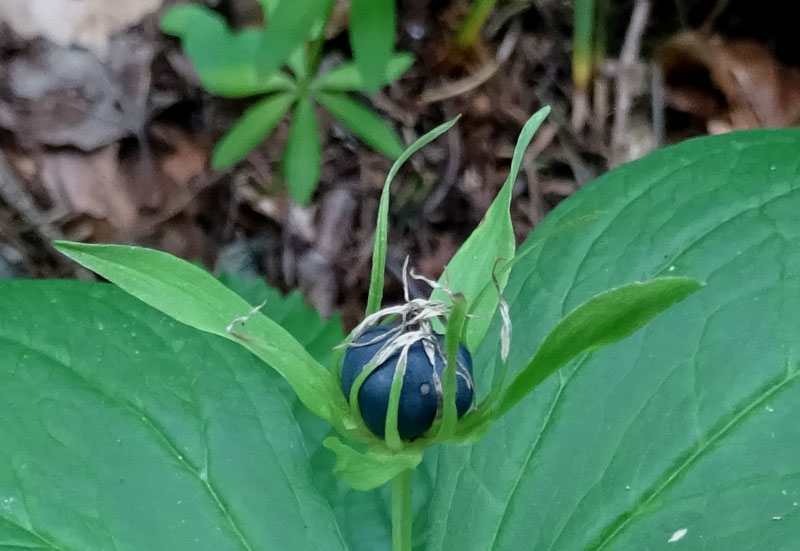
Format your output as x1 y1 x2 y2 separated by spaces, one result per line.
484 358 586 551
589 363 800 550
0 335 257 551
0 487 69 551
559 150 731 316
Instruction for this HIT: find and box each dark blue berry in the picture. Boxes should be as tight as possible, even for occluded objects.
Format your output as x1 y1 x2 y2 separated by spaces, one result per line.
340 325 474 440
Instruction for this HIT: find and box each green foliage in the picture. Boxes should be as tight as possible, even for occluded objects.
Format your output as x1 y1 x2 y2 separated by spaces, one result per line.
572 0 596 89
53 241 339 423
161 5 295 97
494 277 704 417
349 0 397 93
313 54 414 92
253 0 330 79
366 116 462 315
283 98 323 205
315 92 405 159
161 0 411 205
0 280 349 551
211 92 295 168
456 0 498 46
430 106 550 350
216 273 344 365
423 129 800 550
2 123 797 550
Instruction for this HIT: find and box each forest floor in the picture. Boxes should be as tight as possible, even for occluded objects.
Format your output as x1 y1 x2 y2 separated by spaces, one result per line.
1 0 798 328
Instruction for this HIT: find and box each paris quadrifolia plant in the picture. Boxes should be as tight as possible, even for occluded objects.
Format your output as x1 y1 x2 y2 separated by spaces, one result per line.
53 106 702 550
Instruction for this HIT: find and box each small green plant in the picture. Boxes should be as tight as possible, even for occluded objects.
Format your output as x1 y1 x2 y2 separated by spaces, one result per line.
162 0 408 205
2 112 799 550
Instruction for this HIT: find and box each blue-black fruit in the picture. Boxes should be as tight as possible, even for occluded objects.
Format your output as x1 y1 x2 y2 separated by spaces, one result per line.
340 325 474 440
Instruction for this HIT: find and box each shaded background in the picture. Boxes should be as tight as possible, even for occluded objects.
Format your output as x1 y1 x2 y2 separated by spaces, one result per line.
1 0 799 328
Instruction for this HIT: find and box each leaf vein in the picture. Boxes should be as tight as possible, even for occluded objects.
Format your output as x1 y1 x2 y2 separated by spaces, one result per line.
590 366 800 550
487 362 587 550
0 335 258 551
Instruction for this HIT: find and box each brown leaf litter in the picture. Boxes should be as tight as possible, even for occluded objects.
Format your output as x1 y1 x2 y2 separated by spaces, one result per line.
660 31 800 133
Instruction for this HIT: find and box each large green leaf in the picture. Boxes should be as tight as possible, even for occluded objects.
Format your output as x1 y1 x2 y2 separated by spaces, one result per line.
0 281 349 551
423 129 800 550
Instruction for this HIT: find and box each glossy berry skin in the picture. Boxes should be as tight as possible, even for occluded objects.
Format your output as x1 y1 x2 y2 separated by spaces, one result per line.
340 325 474 441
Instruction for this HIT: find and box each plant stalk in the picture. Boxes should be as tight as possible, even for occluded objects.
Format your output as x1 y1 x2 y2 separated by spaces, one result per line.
456 0 497 47
571 0 595 130
392 469 414 551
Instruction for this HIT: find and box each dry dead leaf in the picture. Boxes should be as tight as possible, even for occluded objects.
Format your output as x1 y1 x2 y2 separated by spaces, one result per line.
0 34 159 150
0 0 163 58
660 32 800 133
39 144 139 232
152 124 211 189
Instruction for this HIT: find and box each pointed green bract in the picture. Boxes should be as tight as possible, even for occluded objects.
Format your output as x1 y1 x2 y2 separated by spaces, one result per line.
218 273 344 365
365 116 461 315
436 295 468 440
323 437 423 491
431 106 550 351
495 277 704 417
54 241 337 423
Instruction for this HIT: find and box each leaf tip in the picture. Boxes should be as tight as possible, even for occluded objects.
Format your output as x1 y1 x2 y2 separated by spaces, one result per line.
53 239 83 255
210 147 236 170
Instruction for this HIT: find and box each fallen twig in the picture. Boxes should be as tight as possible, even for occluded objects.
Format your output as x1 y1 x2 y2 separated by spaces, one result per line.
610 0 651 166
420 21 521 105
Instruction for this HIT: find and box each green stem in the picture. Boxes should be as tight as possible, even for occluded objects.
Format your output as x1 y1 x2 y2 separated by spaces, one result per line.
456 0 497 47
392 469 413 551
437 294 468 440
572 0 595 90
571 0 595 129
